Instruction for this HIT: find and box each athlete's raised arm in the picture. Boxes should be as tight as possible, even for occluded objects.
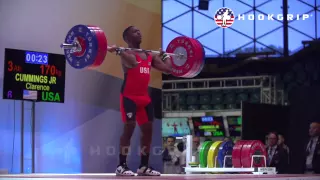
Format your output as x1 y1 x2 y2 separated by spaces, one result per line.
151 49 172 74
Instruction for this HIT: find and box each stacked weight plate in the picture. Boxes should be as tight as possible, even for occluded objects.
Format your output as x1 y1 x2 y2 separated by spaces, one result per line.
198 140 267 170
217 140 234 167
207 141 223 168
240 140 267 168
199 141 213 168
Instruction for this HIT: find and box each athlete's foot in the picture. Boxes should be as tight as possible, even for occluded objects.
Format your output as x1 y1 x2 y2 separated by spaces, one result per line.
137 166 161 176
115 163 135 176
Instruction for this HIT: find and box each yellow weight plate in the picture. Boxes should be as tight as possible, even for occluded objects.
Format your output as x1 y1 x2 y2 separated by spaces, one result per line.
207 141 223 168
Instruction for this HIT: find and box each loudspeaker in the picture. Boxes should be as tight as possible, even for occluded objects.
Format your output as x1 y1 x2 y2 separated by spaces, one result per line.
198 0 209 10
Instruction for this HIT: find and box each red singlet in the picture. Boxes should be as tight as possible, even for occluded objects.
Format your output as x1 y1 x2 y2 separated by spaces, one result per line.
120 53 153 125
121 53 152 96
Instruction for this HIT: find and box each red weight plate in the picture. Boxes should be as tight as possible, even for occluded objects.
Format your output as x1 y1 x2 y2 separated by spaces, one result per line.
241 140 267 168
87 26 108 68
232 140 248 168
166 36 200 77
188 38 204 78
189 39 203 78
87 26 99 68
182 38 201 78
193 39 205 77
93 27 107 67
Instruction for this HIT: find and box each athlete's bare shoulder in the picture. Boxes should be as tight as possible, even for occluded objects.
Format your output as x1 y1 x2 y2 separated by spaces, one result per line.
120 51 137 68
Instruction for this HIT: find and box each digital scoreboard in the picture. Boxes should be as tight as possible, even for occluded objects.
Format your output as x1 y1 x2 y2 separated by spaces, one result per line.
192 116 226 137
227 116 242 137
3 48 66 103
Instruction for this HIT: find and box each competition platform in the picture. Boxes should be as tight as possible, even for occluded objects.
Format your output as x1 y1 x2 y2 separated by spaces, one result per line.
0 173 319 180
0 135 319 180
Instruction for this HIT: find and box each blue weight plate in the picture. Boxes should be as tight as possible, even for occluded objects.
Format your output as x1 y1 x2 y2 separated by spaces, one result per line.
217 140 234 167
64 24 98 69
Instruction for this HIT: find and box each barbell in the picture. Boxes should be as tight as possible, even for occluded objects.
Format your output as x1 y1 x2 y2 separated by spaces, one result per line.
60 24 205 78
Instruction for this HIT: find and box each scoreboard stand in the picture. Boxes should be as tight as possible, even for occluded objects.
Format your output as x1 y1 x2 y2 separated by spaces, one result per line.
20 100 36 174
3 48 66 173
184 135 276 175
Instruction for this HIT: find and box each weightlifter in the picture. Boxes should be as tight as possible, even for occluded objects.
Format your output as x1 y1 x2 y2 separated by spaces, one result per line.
108 26 172 176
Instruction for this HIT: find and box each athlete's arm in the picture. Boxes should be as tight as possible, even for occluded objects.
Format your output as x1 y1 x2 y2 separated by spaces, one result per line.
152 50 172 74
107 45 138 68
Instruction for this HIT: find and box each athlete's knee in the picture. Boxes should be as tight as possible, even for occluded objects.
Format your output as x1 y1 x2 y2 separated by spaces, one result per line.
120 122 136 149
122 121 136 137
124 120 136 128
140 122 153 137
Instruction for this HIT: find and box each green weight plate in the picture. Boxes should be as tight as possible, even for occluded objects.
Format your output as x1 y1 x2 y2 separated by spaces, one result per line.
199 141 214 168
199 141 209 167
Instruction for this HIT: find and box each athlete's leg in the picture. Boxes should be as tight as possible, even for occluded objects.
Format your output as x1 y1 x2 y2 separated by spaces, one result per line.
117 95 137 176
136 101 160 176
119 121 136 164
140 121 153 166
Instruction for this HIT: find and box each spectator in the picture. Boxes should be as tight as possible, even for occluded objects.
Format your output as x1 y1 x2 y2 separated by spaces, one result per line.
278 134 290 165
266 132 289 174
162 136 182 174
304 122 320 174
278 134 290 155
176 141 185 173
177 141 184 153
192 136 200 163
181 136 200 167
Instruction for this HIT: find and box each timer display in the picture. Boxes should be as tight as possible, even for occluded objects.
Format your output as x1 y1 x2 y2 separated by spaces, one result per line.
3 48 66 103
201 116 214 122
25 51 49 65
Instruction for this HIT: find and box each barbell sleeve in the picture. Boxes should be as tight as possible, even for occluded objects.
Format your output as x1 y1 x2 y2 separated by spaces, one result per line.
60 43 79 49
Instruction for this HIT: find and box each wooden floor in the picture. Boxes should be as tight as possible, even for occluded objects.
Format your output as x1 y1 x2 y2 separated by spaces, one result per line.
0 173 319 180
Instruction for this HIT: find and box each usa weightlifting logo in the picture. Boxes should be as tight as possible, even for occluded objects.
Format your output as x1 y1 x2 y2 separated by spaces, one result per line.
214 7 235 28
214 7 311 28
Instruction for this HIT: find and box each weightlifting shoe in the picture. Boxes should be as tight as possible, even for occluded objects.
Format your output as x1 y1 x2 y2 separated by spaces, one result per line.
137 166 161 176
115 163 135 176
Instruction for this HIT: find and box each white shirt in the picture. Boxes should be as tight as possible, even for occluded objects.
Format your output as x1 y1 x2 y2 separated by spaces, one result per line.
306 136 319 169
163 147 182 174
